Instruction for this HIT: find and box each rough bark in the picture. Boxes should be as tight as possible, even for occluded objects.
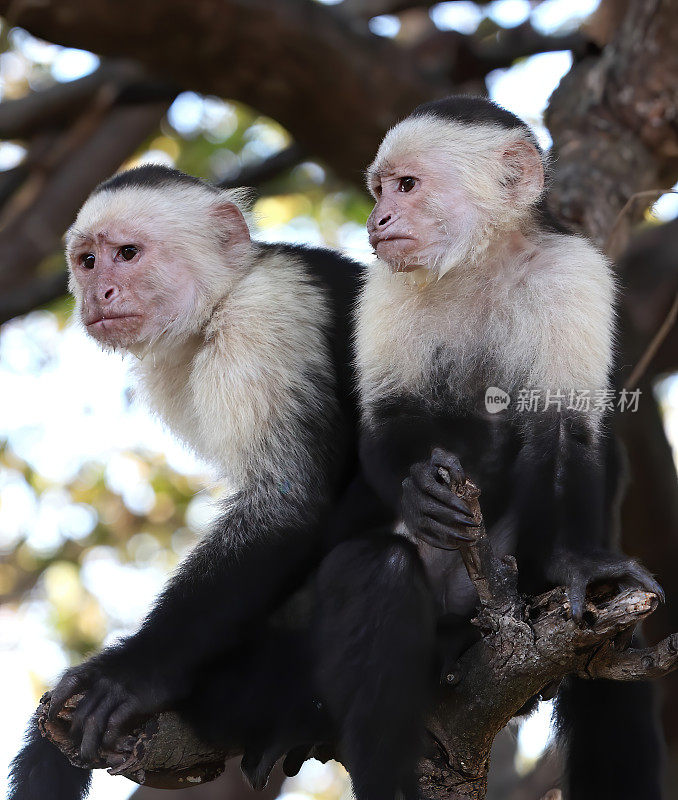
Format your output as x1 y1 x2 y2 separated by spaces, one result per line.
546 0 678 246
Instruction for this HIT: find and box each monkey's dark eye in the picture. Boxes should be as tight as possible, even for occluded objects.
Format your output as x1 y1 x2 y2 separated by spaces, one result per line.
119 245 138 261
398 176 416 193
81 253 95 269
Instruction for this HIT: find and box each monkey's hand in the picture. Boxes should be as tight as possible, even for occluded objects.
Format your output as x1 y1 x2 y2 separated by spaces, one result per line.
401 448 481 550
548 549 665 621
47 655 178 764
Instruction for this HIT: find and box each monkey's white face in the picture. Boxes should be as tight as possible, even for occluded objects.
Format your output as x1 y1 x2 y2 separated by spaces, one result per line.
366 115 544 278
68 226 179 350
366 153 478 275
66 185 252 352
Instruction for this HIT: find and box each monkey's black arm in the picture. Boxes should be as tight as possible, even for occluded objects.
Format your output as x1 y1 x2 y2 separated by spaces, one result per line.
47 490 327 762
512 410 663 617
360 405 452 509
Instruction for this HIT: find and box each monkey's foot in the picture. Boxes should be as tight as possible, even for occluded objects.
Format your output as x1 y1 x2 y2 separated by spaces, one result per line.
548 550 664 621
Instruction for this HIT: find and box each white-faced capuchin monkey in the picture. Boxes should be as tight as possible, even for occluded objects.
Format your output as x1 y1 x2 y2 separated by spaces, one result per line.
299 96 665 800
9 165 363 800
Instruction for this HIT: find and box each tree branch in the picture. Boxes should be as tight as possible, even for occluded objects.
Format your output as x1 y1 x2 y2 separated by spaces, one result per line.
0 0 442 183
0 61 173 140
547 0 678 246
0 270 67 324
35 479 677 798
217 143 306 190
340 0 501 16
471 22 594 69
416 481 675 800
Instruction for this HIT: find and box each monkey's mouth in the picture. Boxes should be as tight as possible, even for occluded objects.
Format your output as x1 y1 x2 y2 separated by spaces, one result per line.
85 314 141 329
370 234 415 249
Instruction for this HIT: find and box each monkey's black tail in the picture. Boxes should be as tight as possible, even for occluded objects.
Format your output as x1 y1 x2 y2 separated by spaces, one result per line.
556 676 663 800
8 714 91 800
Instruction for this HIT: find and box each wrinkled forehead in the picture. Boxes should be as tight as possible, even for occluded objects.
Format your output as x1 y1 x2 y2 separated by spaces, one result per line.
67 185 211 248
368 114 524 177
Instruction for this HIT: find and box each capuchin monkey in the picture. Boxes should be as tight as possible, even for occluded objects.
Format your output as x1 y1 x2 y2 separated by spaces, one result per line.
293 96 664 800
329 95 662 800
9 165 362 800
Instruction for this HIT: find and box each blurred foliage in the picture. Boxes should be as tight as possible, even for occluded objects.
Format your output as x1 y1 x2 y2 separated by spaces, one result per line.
0 440 203 659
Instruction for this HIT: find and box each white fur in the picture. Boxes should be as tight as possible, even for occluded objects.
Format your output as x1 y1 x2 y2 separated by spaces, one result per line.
67 183 334 499
369 116 545 268
359 114 614 425
131 248 332 491
357 232 615 416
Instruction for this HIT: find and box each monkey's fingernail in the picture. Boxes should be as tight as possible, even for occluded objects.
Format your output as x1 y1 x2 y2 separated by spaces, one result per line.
457 518 481 528
437 467 451 485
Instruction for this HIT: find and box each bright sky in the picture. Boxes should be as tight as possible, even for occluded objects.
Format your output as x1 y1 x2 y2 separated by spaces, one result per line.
2 1 677 797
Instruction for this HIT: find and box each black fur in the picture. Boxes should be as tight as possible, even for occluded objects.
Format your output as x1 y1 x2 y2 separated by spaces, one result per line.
8 715 91 800
315 534 436 800
368 383 663 800
556 674 662 800
411 94 541 150
93 164 219 196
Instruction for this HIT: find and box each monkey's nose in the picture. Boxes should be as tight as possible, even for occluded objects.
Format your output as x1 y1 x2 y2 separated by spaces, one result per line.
378 214 392 227
102 286 119 302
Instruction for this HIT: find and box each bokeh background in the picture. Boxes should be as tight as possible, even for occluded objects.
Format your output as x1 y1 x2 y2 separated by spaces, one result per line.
1 0 677 798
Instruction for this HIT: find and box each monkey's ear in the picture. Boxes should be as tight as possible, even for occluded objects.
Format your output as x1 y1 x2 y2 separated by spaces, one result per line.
212 201 251 245
501 140 544 205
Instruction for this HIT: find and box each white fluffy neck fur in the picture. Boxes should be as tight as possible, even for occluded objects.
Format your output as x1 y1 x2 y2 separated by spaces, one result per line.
356 230 615 412
131 248 331 488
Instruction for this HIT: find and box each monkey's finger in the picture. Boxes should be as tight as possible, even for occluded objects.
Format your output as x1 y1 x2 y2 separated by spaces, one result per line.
419 518 479 551
69 684 109 742
567 576 587 621
102 699 143 750
283 744 313 777
49 671 92 720
407 465 474 514
417 497 477 528
623 564 665 602
402 480 475 524
430 448 465 484
80 694 124 763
